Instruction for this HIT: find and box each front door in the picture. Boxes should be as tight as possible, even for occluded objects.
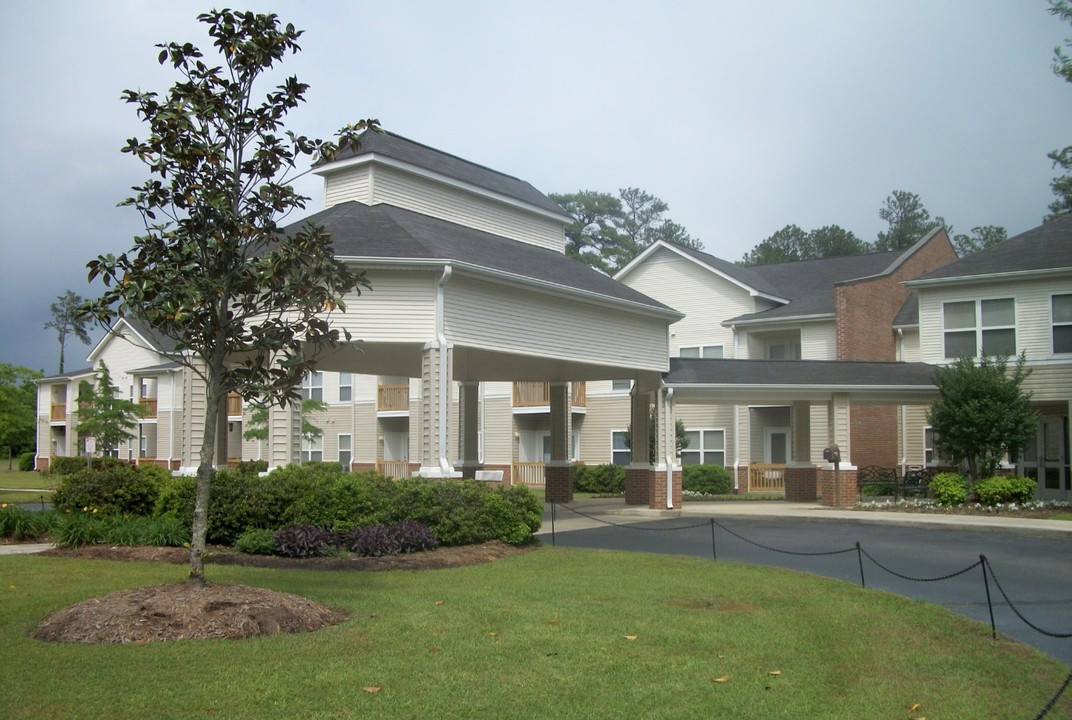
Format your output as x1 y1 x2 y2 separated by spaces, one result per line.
1023 416 1070 501
765 427 789 464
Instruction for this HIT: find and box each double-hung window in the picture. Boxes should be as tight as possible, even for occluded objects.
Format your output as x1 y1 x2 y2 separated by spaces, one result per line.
678 345 724 359
943 298 1015 358
1053 294 1072 354
302 435 323 463
611 431 631 466
338 372 352 403
680 429 726 466
302 371 324 402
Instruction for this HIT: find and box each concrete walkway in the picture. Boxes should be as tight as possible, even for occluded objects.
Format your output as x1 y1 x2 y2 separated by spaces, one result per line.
538 498 1072 538
0 543 54 555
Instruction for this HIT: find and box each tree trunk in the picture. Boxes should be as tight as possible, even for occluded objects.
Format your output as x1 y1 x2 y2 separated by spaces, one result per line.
188 358 224 588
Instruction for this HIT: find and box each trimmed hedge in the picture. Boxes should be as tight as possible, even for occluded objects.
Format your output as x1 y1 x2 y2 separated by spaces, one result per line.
52 463 164 516
573 464 625 494
930 472 968 506
974 475 1036 506
682 464 733 495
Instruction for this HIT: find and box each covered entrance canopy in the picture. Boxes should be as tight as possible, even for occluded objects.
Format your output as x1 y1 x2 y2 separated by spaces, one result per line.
631 358 943 509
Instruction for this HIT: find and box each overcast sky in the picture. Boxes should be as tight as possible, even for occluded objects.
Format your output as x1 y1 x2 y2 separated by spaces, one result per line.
3 1 1070 375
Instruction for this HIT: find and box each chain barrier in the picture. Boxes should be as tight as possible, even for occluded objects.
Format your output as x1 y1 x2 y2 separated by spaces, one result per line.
858 545 983 583
984 557 1072 639
709 517 858 557
1034 670 1072 720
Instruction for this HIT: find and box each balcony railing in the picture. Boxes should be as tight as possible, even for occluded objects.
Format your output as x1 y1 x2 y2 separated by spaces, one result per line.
227 393 242 417
748 463 786 493
377 460 411 479
139 398 158 418
511 461 545 486
50 403 66 422
512 382 587 408
377 384 409 412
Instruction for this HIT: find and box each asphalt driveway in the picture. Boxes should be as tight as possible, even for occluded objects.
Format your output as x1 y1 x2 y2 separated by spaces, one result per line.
541 510 1072 667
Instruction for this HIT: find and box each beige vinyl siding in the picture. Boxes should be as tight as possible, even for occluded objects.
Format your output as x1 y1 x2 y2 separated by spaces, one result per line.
802 322 836 360
1023 363 1072 401
619 248 751 358
900 405 928 466
355 405 377 464
482 396 513 466
332 269 437 342
577 395 629 464
676 405 735 464
323 165 372 208
734 405 750 466
899 328 921 361
445 276 670 373
809 405 830 465
370 166 564 252
917 275 1072 363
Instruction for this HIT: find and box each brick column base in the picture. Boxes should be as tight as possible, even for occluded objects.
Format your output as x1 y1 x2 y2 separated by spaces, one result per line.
818 468 859 509
625 467 652 505
649 468 682 509
544 464 574 503
784 465 818 502
736 466 750 494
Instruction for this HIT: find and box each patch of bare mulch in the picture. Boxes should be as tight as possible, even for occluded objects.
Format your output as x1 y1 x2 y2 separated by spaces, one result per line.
32 541 534 644
39 540 534 571
32 582 348 644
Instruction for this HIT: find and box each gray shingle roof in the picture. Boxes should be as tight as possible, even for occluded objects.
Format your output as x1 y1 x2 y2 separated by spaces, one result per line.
662 244 784 298
908 214 1072 283
322 130 569 218
290 201 679 315
725 251 903 323
665 357 937 388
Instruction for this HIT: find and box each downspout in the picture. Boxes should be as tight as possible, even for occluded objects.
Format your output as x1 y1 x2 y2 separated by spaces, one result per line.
731 324 740 491
437 265 453 476
169 368 178 471
664 387 675 509
897 328 907 477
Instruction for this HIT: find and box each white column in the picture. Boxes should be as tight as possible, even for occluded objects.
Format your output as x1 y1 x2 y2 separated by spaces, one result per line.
417 342 455 477
825 392 855 469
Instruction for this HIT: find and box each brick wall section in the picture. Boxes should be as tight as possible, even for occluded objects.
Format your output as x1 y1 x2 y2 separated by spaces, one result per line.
817 467 859 508
625 468 651 505
545 464 574 503
784 466 818 501
735 466 750 494
835 231 957 467
648 468 682 509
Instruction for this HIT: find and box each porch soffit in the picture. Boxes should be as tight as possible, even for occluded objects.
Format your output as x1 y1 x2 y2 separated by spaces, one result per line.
664 358 940 406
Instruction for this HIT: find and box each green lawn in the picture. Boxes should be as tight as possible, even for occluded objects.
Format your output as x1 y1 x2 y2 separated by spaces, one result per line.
0 468 55 505
1 548 1067 719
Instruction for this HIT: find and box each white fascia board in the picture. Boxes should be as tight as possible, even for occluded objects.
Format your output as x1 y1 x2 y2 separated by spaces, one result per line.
722 313 834 328
314 153 573 225
903 267 1072 288
337 256 684 322
615 241 789 304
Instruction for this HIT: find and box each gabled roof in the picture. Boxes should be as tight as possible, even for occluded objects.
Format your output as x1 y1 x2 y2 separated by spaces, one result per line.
905 214 1072 287
316 130 570 219
615 241 786 301
36 367 95 384
291 201 681 318
86 316 178 363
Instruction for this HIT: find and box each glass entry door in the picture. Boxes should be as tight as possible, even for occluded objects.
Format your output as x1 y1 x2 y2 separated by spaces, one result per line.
1023 416 1069 501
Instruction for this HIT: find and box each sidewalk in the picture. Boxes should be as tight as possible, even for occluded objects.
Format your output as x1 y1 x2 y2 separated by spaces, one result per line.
538 498 1072 538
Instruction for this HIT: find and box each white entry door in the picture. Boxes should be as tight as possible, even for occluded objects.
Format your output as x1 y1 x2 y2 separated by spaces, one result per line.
764 427 790 464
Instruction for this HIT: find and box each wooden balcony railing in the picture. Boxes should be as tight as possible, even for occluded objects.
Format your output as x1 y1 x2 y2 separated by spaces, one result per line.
748 464 786 493
511 462 545 486
513 382 587 408
139 398 158 418
227 393 242 417
50 403 66 422
377 384 409 412
377 460 411 479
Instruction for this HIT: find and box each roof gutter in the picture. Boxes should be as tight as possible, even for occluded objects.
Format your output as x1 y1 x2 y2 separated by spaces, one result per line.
903 266 1072 288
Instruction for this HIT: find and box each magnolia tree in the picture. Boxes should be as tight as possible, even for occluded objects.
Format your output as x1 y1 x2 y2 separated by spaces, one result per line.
82 9 375 585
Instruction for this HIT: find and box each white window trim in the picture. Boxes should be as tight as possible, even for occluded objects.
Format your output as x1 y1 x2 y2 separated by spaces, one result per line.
611 429 631 466
302 371 324 402
302 435 324 463
338 372 353 403
1051 292 1072 356
678 344 724 359
680 428 727 466
942 297 1016 359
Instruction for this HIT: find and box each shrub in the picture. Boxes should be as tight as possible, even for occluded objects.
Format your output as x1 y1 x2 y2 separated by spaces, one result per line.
682 464 733 495
930 472 968 506
573 464 625 494
0 505 57 541
140 515 190 547
18 451 35 472
974 476 1014 506
387 479 539 546
343 524 400 557
273 524 335 558
52 463 160 516
390 520 439 553
498 485 542 535
235 528 277 555
54 509 106 547
45 456 90 477
235 459 268 475
283 470 395 529
1008 476 1036 504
